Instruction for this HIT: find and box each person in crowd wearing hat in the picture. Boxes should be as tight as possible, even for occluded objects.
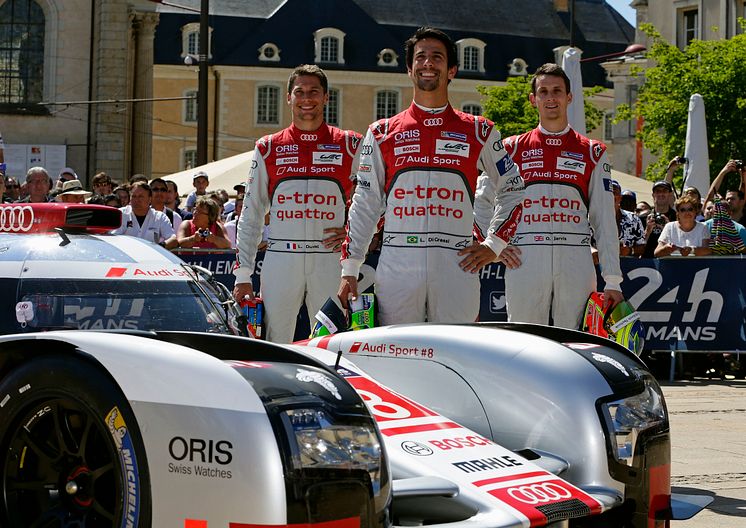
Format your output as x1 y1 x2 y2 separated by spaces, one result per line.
223 183 245 222
635 201 652 218
55 167 78 192
639 180 677 258
113 181 178 249
18 167 52 203
185 171 209 213
56 179 92 204
149 177 182 230
91 171 114 197
4 176 21 202
620 189 637 213
654 194 711 257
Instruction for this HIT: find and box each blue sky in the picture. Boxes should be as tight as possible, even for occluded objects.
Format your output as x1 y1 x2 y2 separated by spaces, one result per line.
606 0 636 26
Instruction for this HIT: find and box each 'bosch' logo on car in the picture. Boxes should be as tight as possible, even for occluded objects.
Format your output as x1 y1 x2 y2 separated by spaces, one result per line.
507 482 572 504
300 134 318 141
0 206 35 232
545 138 562 146
401 441 433 456
423 118 443 126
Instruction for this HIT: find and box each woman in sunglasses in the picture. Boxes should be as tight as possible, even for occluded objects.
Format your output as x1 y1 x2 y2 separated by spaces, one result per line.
654 194 711 256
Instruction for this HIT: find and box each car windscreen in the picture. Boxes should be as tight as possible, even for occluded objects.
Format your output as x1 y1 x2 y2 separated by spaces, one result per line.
12 279 230 334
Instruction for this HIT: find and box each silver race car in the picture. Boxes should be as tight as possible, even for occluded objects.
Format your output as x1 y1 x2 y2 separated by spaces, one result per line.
0 204 389 527
0 203 708 527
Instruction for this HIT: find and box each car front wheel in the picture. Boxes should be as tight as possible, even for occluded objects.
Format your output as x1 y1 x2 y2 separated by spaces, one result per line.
0 355 151 527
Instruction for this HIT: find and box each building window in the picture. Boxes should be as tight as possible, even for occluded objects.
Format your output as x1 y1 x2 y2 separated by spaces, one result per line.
257 85 280 125
455 38 486 73
462 103 482 116
314 27 345 64
678 8 699 47
375 90 399 120
377 48 398 67
258 42 280 62
324 88 339 126
183 148 197 170
181 22 213 60
184 90 198 123
0 0 45 106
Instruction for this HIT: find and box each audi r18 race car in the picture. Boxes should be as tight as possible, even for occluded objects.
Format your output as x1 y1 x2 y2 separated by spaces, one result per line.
300 324 712 528
0 203 708 527
0 203 389 527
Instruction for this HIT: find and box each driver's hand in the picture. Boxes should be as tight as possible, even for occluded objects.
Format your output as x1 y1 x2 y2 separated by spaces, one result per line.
233 282 255 302
338 275 359 309
603 289 624 310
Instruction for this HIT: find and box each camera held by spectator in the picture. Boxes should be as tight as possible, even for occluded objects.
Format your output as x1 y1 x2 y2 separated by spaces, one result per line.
735 159 744 170
675 156 688 165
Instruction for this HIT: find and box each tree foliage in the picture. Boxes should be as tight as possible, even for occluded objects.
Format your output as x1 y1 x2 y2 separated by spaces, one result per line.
615 23 746 186
477 77 605 138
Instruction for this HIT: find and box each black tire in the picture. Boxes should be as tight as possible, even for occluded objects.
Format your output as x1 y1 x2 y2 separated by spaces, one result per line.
0 355 151 527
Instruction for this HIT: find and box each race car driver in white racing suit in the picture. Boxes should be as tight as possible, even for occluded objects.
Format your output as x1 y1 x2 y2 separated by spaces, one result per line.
234 66 362 343
502 63 623 329
339 28 524 325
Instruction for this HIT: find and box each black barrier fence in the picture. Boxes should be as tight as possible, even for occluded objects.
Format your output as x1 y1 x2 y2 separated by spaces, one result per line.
175 249 746 352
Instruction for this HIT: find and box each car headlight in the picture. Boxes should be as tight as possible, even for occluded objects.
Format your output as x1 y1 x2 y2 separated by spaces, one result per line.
283 408 383 493
601 374 667 466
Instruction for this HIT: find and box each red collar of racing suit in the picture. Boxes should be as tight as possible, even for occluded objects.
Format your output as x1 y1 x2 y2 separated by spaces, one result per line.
286 122 333 144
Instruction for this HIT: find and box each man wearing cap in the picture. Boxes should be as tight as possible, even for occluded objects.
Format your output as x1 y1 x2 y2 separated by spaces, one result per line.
185 171 209 213
639 180 676 258
233 64 363 343
56 179 92 204
502 63 622 329
55 167 78 192
113 181 178 249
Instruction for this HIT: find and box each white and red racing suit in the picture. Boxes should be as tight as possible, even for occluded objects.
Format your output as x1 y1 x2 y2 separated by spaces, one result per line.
235 123 362 343
503 124 622 329
341 103 524 325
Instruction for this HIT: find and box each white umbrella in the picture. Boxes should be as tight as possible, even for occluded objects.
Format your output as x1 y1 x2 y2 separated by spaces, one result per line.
562 47 586 135
683 94 710 198
163 151 254 196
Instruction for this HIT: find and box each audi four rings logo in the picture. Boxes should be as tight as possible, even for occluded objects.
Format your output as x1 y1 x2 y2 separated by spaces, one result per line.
300 134 318 141
0 206 35 232
507 482 572 504
423 118 444 126
545 138 562 146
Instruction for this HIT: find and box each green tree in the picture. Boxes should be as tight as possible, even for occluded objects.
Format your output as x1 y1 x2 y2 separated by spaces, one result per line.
478 77 604 138
615 23 746 188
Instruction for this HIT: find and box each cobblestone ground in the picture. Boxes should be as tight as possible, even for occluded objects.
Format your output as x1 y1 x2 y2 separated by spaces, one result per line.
662 379 746 527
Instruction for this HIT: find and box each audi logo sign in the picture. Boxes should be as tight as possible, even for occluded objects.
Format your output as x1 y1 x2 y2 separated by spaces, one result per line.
545 138 562 146
0 205 35 233
300 134 318 141
423 118 444 126
506 482 572 504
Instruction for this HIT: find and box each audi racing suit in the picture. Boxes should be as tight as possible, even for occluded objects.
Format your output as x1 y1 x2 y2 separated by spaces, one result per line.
235 123 362 343
341 103 524 325
503 125 622 329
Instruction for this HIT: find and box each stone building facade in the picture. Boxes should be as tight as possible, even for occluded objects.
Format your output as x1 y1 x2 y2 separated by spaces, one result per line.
0 0 158 185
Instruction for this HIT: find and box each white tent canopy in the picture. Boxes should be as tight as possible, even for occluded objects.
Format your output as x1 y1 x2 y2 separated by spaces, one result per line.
164 151 254 196
612 169 653 200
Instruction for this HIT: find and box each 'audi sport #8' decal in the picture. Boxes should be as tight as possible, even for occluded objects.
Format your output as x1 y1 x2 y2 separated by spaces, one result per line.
337 368 602 527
